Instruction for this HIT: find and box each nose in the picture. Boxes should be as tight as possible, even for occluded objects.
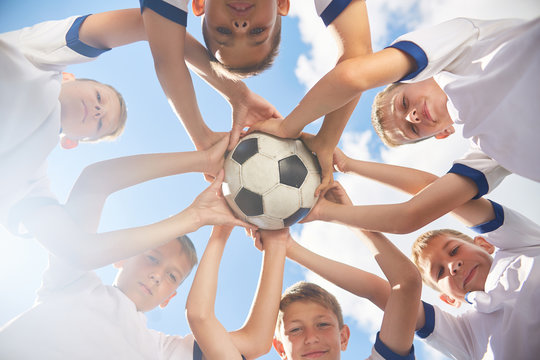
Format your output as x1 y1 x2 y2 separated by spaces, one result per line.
232 19 249 32
149 272 161 285
449 260 463 275
405 109 420 123
303 327 319 345
94 105 105 118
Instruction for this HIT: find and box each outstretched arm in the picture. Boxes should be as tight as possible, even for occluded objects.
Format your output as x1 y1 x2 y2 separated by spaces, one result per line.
186 227 287 360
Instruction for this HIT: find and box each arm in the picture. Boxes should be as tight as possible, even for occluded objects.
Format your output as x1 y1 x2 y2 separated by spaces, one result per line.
334 148 496 227
186 227 287 360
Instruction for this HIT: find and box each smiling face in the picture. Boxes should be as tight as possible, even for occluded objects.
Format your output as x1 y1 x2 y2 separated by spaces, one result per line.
274 300 349 360
379 78 455 145
195 0 289 69
418 235 494 303
114 240 194 312
59 79 122 141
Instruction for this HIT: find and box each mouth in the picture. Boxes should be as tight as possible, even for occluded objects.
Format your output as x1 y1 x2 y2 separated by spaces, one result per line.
301 350 328 358
82 101 88 123
227 2 254 15
463 265 478 289
138 282 153 296
423 102 434 123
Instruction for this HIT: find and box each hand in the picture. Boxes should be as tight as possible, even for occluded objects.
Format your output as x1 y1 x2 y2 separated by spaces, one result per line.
197 131 229 182
203 134 229 179
332 147 349 173
249 228 292 252
300 133 335 196
301 181 352 223
190 169 256 230
245 117 288 139
229 91 282 150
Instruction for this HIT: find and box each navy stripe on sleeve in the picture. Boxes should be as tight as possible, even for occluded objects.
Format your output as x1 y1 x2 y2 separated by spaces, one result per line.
448 163 488 199
469 200 504 234
416 301 435 339
388 41 428 81
374 331 415 360
65 15 110 57
140 0 187 27
320 0 353 26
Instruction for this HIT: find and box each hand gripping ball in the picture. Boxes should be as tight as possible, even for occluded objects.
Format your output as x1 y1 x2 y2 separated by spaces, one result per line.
222 132 321 230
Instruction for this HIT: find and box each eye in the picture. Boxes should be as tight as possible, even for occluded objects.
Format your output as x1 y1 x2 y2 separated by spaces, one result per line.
288 327 301 335
250 27 265 35
97 91 102 103
450 246 460 256
147 255 158 264
217 27 232 35
318 322 331 329
169 273 177 283
410 124 418 135
402 96 407 110
97 119 103 131
437 267 444 280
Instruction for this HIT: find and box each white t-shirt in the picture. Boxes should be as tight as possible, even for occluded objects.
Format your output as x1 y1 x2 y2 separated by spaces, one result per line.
0 255 196 360
416 203 540 359
315 0 354 26
389 17 540 193
367 332 415 360
139 0 190 27
0 15 109 231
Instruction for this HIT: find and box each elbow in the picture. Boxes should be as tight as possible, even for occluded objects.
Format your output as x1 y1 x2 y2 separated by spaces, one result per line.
394 267 422 299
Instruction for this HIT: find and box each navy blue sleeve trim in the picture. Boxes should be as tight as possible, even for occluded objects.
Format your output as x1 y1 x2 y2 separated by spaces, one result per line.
374 332 415 360
469 200 504 234
65 15 110 58
416 301 435 339
387 41 427 81
320 0 353 27
140 0 187 27
448 163 488 199
193 340 246 360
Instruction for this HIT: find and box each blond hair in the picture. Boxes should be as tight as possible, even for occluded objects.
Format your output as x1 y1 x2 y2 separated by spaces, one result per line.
411 229 474 290
176 235 198 280
275 281 343 341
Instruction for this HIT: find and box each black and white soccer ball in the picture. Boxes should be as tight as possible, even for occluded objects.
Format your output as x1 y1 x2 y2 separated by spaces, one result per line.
222 132 321 230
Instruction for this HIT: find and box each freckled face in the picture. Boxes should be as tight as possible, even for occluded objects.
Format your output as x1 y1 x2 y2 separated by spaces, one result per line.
59 80 121 140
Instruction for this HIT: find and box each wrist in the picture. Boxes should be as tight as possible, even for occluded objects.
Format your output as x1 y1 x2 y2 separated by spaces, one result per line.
179 207 203 233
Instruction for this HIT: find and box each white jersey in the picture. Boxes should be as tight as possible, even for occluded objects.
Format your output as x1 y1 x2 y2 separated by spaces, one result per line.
0 15 109 232
139 0 190 27
389 17 540 192
416 203 540 359
314 0 353 26
367 332 415 360
0 255 197 360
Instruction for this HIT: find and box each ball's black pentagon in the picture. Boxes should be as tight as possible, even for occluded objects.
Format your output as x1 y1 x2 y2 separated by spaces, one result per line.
283 208 311 227
278 155 307 188
232 138 258 165
235 188 263 216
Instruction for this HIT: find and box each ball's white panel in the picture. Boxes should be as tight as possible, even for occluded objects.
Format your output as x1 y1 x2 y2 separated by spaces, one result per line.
247 215 284 230
223 156 243 192
263 185 301 218
223 187 249 221
300 171 320 208
257 133 296 160
241 153 279 194
294 139 320 172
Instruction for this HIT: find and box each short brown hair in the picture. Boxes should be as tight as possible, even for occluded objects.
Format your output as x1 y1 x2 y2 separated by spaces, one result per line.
275 281 343 340
411 229 474 290
176 235 198 280
202 17 282 80
76 79 127 142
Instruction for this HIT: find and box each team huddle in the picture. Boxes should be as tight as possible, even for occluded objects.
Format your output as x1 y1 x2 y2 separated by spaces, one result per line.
0 1 539 359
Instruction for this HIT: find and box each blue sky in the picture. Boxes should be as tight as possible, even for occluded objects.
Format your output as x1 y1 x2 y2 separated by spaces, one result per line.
1 1 539 359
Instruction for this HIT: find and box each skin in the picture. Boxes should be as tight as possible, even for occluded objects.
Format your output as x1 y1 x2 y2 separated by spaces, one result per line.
192 0 290 68
382 78 455 144
114 239 193 312
274 301 350 360
59 78 122 141
418 235 495 306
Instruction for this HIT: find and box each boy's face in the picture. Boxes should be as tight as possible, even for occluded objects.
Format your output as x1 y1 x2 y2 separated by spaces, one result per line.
274 300 349 360
114 240 193 312
383 78 455 144
195 0 290 68
418 235 494 302
59 79 121 141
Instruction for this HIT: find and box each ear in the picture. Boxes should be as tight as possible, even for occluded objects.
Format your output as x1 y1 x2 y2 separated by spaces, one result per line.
434 125 455 139
339 324 351 351
159 291 177 309
192 0 205 16
62 72 76 82
272 337 287 360
60 137 79 150
439 293 461 308
277 0 291 16
473 236 495 255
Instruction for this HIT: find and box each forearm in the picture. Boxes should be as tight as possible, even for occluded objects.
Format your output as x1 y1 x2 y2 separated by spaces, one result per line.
231 242 286 359
314 96 361 151
79 9 146 49
287 240 389 309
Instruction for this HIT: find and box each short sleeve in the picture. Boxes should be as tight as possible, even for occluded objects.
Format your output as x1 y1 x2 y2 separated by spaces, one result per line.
140 0 189 27
366 332 415 360
314 0 353 27
158 332 196 360
483 204 540 250
448 144 511 198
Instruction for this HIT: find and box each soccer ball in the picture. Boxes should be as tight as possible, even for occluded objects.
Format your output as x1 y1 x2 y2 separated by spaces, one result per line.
222 132 321 230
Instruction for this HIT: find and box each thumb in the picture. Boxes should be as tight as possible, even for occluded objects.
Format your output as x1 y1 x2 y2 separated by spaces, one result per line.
210 169 225 190
228 125 242 151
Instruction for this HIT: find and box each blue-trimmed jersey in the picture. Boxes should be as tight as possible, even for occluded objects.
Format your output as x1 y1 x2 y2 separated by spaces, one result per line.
315 0 354 26
140 0 189 27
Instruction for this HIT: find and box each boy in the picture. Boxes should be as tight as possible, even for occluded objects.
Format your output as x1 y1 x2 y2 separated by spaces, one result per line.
0 141 254 359
186 226 287 360
250 16 540 195
309 149 540 359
